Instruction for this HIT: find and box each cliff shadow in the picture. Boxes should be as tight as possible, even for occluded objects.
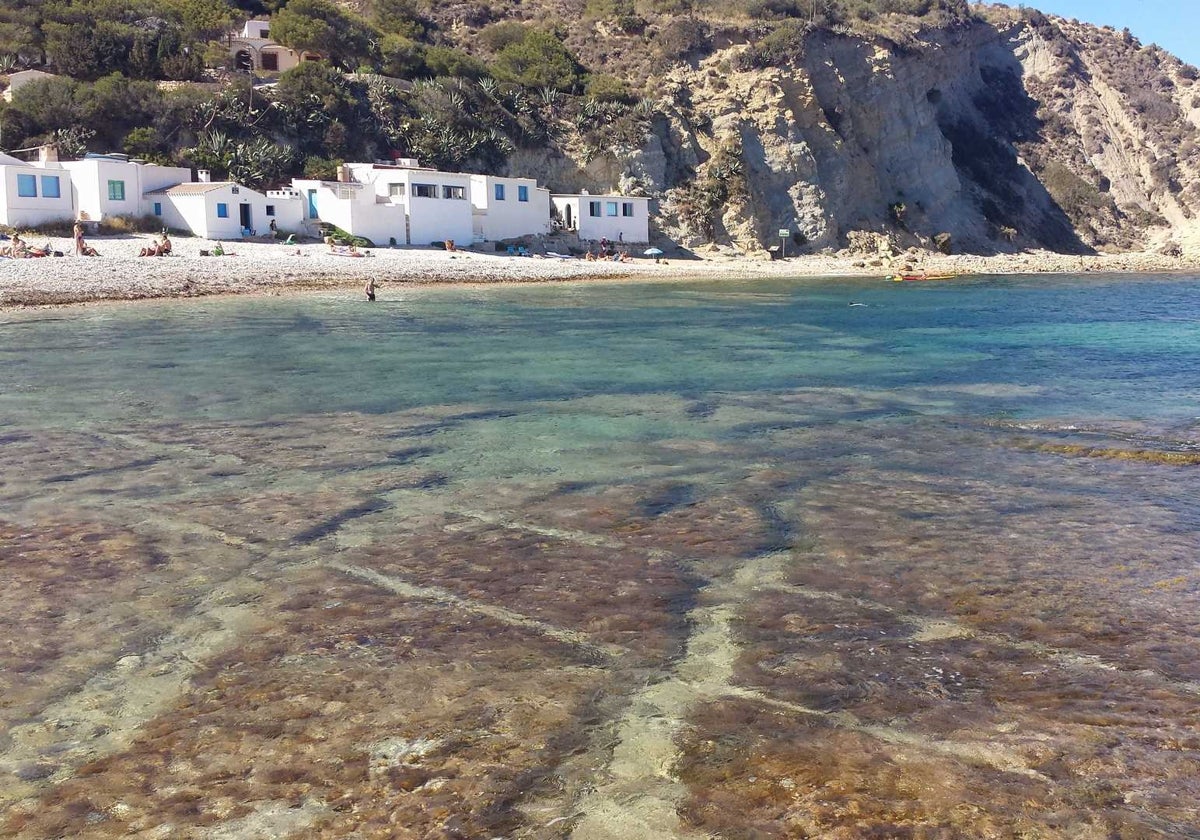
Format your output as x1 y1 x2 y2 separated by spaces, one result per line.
932 25 1094 255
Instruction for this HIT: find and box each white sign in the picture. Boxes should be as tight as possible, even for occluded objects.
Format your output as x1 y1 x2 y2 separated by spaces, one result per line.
778 229 790 238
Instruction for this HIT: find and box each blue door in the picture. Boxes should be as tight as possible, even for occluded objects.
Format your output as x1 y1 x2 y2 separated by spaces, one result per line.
307 189 318 219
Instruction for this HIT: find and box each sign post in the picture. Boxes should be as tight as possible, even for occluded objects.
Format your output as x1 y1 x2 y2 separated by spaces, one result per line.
779 228 790 259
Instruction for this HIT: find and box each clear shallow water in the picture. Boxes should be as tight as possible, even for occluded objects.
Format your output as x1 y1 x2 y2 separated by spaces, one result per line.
2 274 1200 838
4 273 1199 426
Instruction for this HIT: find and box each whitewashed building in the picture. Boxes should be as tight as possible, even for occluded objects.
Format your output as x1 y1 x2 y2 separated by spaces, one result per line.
551 193 651 244
0 150 73 228
1 70 60 102
146 177 302 239
294 161 475 246
227 20 320 75
291 178 409 246
468 174 550 242
60 154 191 223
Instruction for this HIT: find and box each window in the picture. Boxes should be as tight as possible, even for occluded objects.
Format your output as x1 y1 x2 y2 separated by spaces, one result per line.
442 185 465 200
153 202 162 216
622 202 634 217
217 203 229 218
41 176 61 198
265 205 275 217
412 183 436 198
606 201 618 217
388 183 405 199
259 27 269 38
494 183 505 201
589 201 601 217
16 174 37 197
108 180 125 201
231 186 240 194
261 52 278 71
518 185 529 202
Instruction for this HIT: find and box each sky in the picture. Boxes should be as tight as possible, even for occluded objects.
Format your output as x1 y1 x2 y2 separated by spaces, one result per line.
1017 0 1200 67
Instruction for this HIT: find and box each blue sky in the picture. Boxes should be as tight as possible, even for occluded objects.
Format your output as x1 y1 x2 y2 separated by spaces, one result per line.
1024 0 1200 67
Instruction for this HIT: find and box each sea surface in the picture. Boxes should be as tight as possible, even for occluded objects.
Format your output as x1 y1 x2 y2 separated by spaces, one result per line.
2 273 1199 838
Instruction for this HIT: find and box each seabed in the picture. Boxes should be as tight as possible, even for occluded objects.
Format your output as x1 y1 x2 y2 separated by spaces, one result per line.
2 386 1199 838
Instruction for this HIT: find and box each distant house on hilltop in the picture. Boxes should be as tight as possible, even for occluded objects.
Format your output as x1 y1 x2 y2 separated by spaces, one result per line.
227 20 320 75
1 70 60 102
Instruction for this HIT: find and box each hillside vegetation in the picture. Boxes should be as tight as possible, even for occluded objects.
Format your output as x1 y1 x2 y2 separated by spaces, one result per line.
1 0 1198 255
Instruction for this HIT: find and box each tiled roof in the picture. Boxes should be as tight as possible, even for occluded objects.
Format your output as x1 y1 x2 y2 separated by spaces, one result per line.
145 182 234 196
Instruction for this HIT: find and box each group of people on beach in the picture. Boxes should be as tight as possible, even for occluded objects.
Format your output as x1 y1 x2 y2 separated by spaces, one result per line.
584 235 634 263
137 233 172 257
1 231 72 258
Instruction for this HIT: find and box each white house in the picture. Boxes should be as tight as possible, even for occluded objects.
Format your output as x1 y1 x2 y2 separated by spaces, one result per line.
291 178 409 246
146 178 302 239
60 154 191 222
0 151 73 228
468 174 550 242
551 193 651 244
1 70 59 102
294 161 475 246
228 20 320 75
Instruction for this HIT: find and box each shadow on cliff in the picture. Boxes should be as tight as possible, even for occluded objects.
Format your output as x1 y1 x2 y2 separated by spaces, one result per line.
931 23 1094 255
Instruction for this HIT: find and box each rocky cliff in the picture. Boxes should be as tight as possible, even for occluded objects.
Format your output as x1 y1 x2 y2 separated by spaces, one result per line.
497 7 1200 257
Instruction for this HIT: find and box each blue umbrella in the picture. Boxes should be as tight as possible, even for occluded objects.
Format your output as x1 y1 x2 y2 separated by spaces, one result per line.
643 247 664 255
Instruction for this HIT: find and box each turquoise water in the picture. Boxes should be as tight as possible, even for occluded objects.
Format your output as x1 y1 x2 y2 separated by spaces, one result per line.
3 273 1200 837
4 274 1199 427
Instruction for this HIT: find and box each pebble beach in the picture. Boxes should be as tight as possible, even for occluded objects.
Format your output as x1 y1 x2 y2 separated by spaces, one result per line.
2 232 1198 309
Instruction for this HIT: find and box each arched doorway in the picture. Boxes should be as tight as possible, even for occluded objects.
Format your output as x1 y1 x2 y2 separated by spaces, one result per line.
565 204 573 230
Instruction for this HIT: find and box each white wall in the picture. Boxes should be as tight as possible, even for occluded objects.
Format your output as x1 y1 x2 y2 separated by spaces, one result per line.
469 175 551 241
151 183 303 239
292 179 408 245
396 171 473 246
553 195 650 244
0 164 74 227
61 158 190 221
152 194 205 238
296 169 473 246
265 189 305 233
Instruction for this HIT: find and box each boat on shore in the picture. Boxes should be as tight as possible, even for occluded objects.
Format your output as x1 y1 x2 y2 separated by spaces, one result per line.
886 272 960 282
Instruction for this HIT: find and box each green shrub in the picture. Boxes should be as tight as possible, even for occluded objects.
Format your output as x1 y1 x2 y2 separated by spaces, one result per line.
586 74 637 103
490 30 582 91
736 19 808 69
424 46 489 79
303 156 340 180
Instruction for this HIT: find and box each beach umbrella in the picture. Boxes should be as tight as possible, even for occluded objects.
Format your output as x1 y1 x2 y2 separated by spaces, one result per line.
643 247 664 255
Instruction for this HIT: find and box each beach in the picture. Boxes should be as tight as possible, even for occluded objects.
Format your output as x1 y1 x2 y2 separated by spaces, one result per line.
2 232 1198 309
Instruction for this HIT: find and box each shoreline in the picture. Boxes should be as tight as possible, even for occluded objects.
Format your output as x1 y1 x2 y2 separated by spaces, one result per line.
2 233 1198 310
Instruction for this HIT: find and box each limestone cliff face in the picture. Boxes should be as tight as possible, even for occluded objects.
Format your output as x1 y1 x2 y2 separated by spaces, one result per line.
569 12 1200 256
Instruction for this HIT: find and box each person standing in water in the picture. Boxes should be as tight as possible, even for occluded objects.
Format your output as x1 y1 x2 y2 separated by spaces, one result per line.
365 278 376 301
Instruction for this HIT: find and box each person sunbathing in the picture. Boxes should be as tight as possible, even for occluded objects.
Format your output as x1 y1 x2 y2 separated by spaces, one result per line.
157 234 172 256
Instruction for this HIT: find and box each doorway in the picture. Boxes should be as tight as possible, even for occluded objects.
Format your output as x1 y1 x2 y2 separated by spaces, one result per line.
239 203 252 234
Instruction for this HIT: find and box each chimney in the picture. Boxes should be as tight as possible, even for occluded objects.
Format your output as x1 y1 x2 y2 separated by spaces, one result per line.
198 169 211 183
38 144 59 163
338 163 351 183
